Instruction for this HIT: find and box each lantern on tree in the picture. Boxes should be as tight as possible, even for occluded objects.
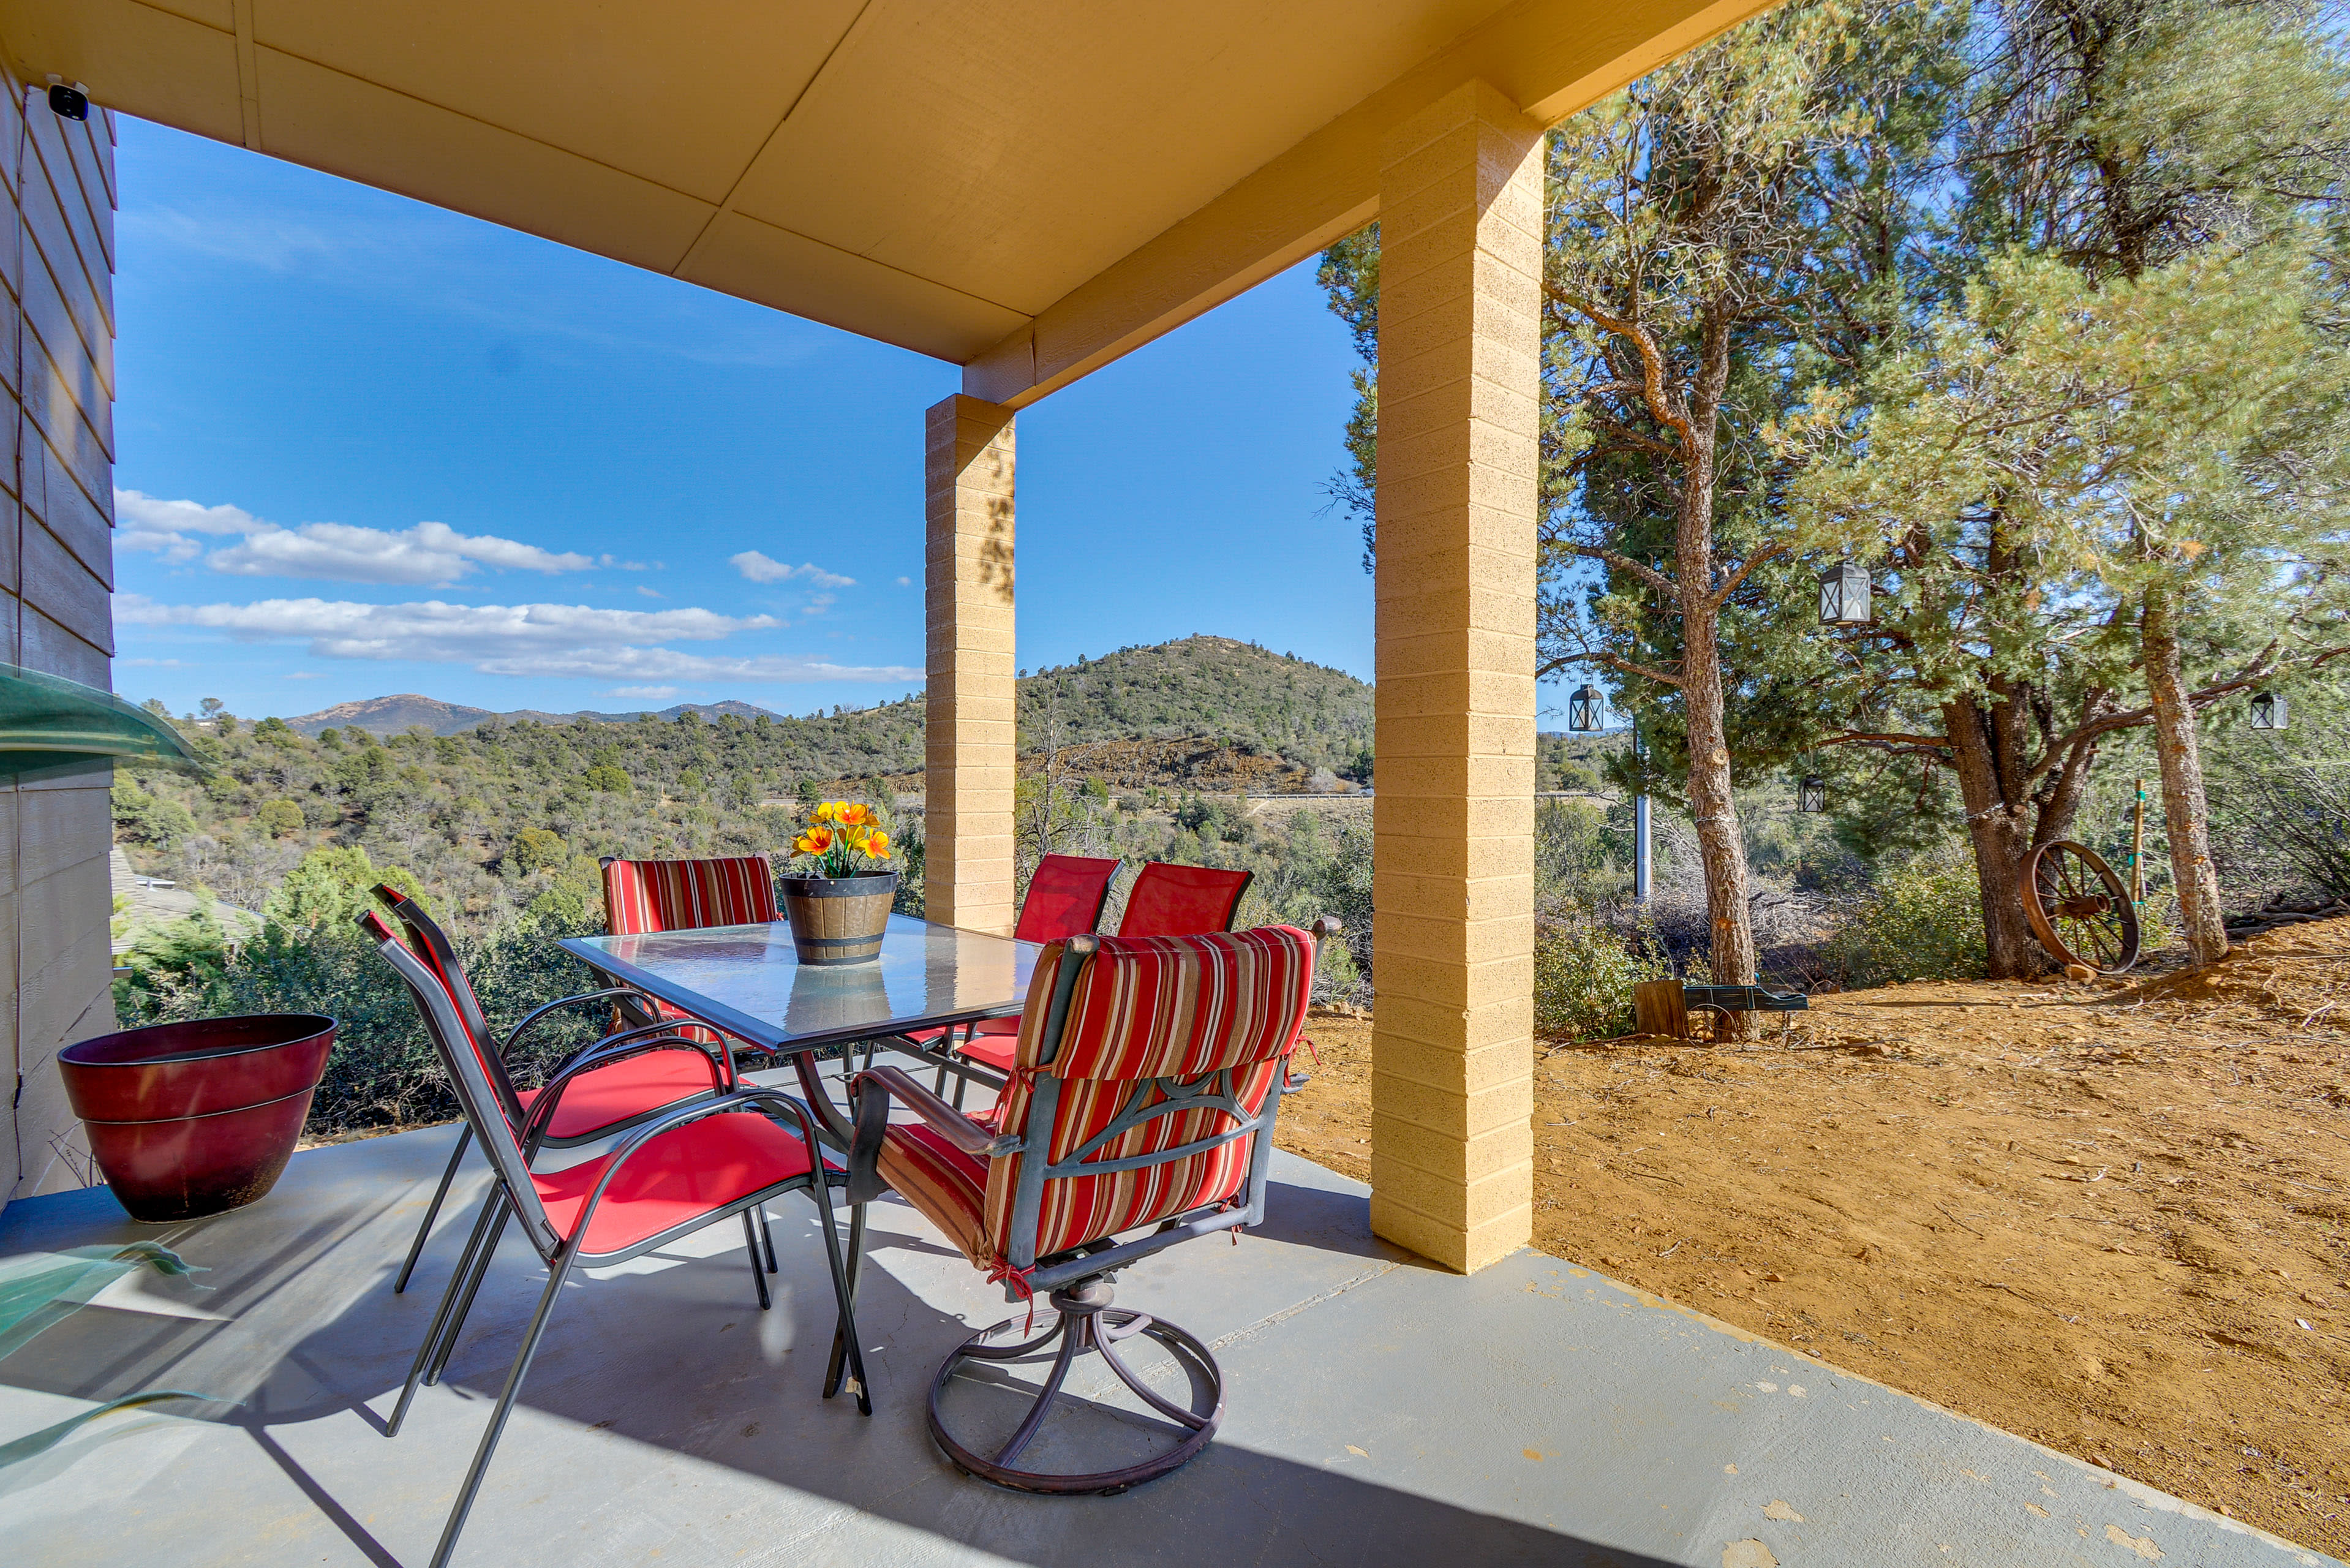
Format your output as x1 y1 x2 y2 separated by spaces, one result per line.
1798 775 1828 813
1818 560 1872 625
1567 684 1605 733
2248 691 2286 731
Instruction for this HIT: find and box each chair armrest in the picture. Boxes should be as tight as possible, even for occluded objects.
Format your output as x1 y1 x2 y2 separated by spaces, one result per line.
502 987 660 1055
518 1033 730 1153
861 1065 1007 1155
845 1064 1019 1205
573 1015 750 1088
562 1088 825 1247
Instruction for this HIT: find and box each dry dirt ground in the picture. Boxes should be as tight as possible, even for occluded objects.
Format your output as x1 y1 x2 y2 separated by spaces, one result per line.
1276 919 2350 1558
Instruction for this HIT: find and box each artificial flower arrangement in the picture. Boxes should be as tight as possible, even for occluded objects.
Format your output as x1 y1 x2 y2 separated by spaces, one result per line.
791 800 893 878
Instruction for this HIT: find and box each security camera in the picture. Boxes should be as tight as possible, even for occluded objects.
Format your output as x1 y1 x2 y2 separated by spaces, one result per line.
46 83 89 121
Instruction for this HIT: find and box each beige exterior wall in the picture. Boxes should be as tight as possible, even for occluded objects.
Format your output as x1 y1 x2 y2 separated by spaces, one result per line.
923 394 1017 937
1368 80 1541 1274
1 70 118 1210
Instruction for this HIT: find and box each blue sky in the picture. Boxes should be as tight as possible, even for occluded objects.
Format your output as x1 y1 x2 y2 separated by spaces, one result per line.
111 118 1377 722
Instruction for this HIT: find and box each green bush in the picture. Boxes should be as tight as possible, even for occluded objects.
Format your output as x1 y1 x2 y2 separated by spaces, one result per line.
1534 910 1673 1040
509 827 566 873
1823 851 1988 986
264 845 427 930
116 908 611 1133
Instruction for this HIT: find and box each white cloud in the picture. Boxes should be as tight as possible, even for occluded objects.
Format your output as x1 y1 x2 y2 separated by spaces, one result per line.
282 671 328 679
636 585 665 598
895 576 912 587
115 489 598 586
608 685 680 699
729 550 854 588
116 594 915 685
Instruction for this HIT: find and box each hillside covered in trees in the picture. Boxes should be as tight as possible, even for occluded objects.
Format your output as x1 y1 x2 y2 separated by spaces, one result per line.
110 635 1376 936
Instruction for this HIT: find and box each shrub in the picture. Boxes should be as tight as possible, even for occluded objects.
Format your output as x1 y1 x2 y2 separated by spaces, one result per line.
1822 851 1987 987
1534 909 1673 1040
510 827 566 873
116 907 611 1133
584 764 630 794
263 844 427 930
257 798 304 838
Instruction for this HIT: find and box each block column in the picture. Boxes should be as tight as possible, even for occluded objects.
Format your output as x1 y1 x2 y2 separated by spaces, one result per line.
923 394 1017 935
1369 80 1542 1273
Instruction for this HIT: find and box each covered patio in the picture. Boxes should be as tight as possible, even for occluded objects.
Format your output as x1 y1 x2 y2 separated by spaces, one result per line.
0 4 2333 1564
6 1115 2311 1567
0 0 1779 1267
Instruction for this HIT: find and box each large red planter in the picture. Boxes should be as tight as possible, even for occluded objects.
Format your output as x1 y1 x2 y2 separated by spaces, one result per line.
59 1014 336 1221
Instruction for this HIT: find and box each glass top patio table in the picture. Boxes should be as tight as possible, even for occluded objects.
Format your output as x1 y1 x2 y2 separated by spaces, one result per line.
559 914 1039 1059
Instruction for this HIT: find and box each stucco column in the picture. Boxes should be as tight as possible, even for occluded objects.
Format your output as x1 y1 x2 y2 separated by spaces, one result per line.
1369 80 1542 1273
923 394 1017 936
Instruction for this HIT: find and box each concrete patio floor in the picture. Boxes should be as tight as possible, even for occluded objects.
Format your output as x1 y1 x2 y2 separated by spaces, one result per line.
0 1102 2332 1568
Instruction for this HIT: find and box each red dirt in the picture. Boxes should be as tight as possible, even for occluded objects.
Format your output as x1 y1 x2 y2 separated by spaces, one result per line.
1276 919 2350 1555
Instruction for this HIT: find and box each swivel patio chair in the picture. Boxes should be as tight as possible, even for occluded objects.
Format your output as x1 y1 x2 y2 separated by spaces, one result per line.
924 853 1122 1106
846 918 1332 1494
360 909 869 1568
598 853 781 1046
372 886 733 1295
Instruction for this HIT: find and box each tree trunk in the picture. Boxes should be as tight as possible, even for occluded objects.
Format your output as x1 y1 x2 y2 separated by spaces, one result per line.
1944 694 2055 979
2141 589 2230 965
1673 347 1757 1036
1683 605 1758 1016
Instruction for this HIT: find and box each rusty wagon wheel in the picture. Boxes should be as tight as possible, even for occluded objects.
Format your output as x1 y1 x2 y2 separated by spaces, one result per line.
2022 839 2141 974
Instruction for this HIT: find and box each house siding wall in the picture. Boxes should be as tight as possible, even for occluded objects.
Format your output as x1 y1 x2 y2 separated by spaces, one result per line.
2 67 119 1211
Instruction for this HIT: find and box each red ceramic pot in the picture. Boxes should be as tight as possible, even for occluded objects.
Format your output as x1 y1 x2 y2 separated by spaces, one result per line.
59 1014 336 1222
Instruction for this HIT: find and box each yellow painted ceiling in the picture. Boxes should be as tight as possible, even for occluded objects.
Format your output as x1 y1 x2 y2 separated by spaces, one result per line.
1 0 1766 386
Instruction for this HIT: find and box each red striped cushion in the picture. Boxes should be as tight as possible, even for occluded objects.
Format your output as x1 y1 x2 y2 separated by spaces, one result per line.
979 927 1312 1267
601 856 778 935
878 1121 991 1266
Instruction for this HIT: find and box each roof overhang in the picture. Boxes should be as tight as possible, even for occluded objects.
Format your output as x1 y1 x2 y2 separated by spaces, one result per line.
2 0 1772 407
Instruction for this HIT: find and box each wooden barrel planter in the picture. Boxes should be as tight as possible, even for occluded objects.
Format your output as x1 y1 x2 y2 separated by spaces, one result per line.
778 872 898 965
58 1014 336 1221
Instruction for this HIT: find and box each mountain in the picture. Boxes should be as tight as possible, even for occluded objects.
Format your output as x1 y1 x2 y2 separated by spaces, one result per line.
281 638 1375 762
1019 636 1373 773
285 694 791 737
283 695 499 736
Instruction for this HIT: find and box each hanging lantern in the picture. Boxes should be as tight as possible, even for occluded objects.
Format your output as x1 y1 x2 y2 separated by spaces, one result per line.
1567 684 1605 733
2248 691 2286 731
1798 775 1828 813
1818 559 1872 625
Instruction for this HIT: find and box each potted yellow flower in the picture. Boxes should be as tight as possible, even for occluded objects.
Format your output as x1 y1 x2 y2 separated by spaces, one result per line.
778 801 898 964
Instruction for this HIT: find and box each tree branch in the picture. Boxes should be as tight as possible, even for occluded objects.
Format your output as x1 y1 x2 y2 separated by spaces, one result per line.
1567 542 1679 598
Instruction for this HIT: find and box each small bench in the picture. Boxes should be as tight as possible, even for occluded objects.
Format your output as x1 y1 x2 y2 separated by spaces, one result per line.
1633 981 1809 1041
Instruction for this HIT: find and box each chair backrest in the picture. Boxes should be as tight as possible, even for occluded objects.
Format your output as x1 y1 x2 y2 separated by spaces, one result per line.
359 910 562 1257
981 926 1314 1271
373 886 529 1132
601 854 778 935
1014 854 1121 943
1116 861 1251 937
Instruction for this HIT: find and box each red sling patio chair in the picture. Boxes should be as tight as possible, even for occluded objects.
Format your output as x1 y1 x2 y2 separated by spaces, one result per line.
1117 860 1252 938
374 886 733 1296
845 917 1335 1494
922 853 1123 1106
360 909 869 1568
598 853 780 1045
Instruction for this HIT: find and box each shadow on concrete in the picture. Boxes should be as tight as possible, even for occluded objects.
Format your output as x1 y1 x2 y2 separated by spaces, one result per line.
0 1142 1674 1567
